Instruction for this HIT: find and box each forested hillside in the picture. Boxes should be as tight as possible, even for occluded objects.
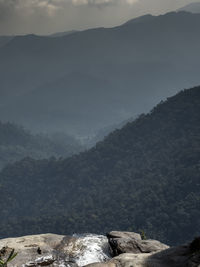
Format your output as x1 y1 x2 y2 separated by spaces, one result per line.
0 121 84 169
0 86 200 245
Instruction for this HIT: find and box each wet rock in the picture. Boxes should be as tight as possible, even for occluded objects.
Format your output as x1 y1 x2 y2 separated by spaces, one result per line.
83 253 152 267
0 233 109 267
24 255 55 266
84 237 200 267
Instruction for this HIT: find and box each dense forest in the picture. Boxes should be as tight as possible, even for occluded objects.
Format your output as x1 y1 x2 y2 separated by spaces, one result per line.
0 121 84 169
0 86 200 245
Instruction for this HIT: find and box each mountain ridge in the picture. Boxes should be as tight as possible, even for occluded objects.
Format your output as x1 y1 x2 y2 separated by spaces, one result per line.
178 2 200 13
1 11 200 134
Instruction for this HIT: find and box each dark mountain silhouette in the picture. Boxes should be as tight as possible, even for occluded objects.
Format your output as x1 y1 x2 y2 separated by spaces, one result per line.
0 11 200 135
49 30 78 37
123 14 155 25
0 36 14 48
0 86 199 245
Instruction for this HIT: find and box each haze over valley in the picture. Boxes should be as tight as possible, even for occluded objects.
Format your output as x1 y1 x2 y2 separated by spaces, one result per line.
0 2 200 266
1 11 200 137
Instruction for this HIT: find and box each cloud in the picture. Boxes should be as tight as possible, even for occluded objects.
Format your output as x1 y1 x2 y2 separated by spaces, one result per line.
0 0 137 34
0 0 198 35
70 0 138 6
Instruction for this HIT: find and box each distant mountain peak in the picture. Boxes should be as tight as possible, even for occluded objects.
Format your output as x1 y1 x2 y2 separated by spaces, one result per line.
123 14 155 26
48 30 78 38
178 1 200 13
122 11 194 27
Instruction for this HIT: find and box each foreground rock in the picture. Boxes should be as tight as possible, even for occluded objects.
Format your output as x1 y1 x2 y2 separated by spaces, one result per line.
85 235 200 267
107 231 168 256
1 232 200 267
0 234 67 266
0 233 109 266
107 232 141 241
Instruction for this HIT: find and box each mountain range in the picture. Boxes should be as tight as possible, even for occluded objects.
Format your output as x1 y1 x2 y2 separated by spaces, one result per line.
1 11 200 135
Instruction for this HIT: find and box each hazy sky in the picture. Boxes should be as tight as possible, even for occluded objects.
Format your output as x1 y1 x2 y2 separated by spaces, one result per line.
0 0 199 35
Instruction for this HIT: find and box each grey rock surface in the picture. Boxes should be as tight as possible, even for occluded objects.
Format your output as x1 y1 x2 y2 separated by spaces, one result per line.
84 240 200 267
0 233 78 266
107 231 168 256
1 232 200 267
107 232 141 241
110 238 169 255
0 233 110 266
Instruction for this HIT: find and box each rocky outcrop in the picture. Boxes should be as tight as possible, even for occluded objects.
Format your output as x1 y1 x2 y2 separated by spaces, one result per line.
107 231 168 256
1 232 200 267
110 243 200 267
85 233 200 267
0 233 109 266
0 233 82 266
0 234 66 266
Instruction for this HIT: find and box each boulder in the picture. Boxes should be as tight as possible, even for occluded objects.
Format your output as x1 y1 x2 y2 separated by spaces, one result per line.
109 238 169 255
107 231 168 256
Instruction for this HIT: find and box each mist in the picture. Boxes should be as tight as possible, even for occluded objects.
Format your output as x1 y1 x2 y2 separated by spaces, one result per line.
0 0 200 35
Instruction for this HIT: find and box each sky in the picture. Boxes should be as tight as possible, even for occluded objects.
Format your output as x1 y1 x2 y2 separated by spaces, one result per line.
0 0 199 35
